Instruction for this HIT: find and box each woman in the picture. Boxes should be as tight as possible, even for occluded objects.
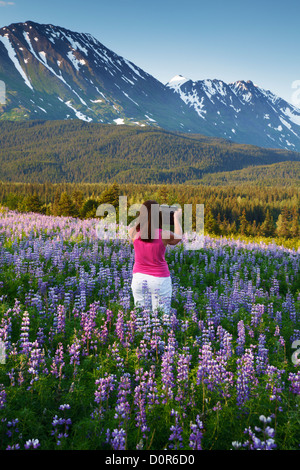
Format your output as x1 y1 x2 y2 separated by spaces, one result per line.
128 200 182 314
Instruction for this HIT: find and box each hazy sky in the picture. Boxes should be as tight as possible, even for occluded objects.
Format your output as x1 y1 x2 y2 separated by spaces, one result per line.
0 0 299 105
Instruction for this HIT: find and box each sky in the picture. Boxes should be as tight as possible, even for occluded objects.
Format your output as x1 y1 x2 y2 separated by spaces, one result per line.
0 0 299 105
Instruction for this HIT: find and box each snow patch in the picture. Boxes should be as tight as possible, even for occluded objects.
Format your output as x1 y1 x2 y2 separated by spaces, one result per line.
64 100 92 122
124 59 145 79
63 33 89 55
122 91 139 106
0 35 33 90
114 118 125 125
67 51 86 71
38 106 47 113
281 106 300 126
145 114 156 122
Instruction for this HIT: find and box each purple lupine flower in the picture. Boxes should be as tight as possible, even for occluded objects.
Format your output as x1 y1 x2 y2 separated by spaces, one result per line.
24 439 40 449
59 404 71 411
149 334 164 361
282 292 296 323
68 335 81 377
12 299 21 317
94 374 116 419
56 304 66 335
236 346 258 408
6 444 20 450
6 418 20 442
288 371 300 395
265 365 285 402
242 415 276 450
197 342 213 387
134 368 149 438
146 365 160 409
80 302 99 354
184 288 196 315
189 415 204 450
51 342 65 380
108 342 124 372
27 340 48 387
109 428 126 450
136 339 150 362
51 405 72 446
250 303 264 329
161 341 175 404
176 347 192 403
125 310 137 345
197 338 234 398
0 384 6 409
168 409 183 450
114 373 131 424
255 334 269 375
115 309 125 345
236 320 246 356
218 327 233 359
19 310 31 355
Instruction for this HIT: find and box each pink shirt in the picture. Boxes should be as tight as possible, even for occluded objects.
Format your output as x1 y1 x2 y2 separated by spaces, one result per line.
132 228 170 277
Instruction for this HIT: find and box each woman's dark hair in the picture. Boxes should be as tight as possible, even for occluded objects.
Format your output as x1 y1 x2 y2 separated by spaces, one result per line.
136 200 162 242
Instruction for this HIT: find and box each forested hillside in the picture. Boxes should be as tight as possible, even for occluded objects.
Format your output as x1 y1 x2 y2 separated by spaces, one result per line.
0 120 300 184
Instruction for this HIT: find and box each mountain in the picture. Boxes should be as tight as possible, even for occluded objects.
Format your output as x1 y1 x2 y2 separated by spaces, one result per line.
0 120 299 184
166 75 300 152
1 21 300 153
0 20 198 131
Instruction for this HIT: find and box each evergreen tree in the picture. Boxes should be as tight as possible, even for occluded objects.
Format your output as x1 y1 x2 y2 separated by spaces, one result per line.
239 208 249 236
52 190 61 216
72 189 84 216
80 198 99 219
276 207 290 238
4 192 21 210
251 219 259 237
24 193 42 213
204 206 218 234
57 192 76 217
260 209 275 237
290 206 299 238
99 182 120 208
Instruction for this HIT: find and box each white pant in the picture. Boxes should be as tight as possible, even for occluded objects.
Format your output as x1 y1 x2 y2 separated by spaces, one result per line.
131 273 172 315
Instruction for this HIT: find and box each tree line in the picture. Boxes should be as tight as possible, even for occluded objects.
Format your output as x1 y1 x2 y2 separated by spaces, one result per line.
0 181 299 239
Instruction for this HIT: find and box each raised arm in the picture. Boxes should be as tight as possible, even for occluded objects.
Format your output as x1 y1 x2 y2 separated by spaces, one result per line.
162 208 182 246
128 217 139 242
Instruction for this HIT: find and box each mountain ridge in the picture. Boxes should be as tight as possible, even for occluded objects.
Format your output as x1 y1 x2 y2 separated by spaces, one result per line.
166 75 300 152
1 20 300 152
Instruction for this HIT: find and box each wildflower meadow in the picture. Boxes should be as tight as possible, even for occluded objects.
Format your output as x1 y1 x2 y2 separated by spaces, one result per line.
0 207 299 451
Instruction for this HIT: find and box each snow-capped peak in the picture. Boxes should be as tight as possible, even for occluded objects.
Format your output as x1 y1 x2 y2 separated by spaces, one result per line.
167 75 189 87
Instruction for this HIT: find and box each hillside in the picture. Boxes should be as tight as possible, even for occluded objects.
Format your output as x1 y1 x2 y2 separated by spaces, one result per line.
0 120 300 184
194 161 300 186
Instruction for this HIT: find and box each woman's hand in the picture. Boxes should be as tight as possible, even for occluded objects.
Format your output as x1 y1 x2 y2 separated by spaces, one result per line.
174 208 182 220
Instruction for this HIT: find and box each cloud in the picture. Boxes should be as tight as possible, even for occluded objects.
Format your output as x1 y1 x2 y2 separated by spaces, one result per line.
0 1 15 6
